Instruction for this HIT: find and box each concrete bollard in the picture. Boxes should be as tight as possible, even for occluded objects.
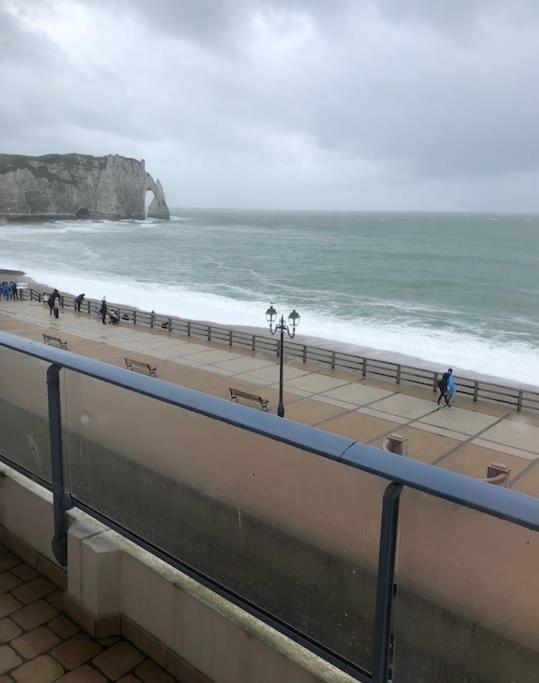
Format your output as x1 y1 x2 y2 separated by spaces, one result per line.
484 463 511 487
382 434 408 456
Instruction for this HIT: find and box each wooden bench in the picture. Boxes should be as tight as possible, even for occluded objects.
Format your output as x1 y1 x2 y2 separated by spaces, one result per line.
124 358 157 377
42 334 67 350
229 387 269 411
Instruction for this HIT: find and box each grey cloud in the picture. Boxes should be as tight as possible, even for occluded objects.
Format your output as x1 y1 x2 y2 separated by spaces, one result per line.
1 0 539 210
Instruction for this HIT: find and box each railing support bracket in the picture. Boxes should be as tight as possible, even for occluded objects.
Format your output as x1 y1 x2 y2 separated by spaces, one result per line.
373 482 402 683
46 364 71 566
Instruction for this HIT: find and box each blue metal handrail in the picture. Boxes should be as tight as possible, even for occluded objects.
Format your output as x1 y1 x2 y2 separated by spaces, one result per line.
1 329 539 682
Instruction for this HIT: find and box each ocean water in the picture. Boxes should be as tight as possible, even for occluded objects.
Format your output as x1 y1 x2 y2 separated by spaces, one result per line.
1 209 538 385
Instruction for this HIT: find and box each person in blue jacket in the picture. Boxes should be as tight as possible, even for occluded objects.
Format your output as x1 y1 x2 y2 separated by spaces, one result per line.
446 369 457 408
437 368 456 407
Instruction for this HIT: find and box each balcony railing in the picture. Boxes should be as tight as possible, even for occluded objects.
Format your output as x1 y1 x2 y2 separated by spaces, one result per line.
1 329 538 682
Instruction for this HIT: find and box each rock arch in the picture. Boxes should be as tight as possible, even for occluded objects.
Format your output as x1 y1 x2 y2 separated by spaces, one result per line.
144 173 170 219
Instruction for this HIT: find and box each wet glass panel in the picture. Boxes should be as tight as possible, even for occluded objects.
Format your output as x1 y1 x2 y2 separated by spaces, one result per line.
61 369 387 671
0 347 51 482
392 488 539 683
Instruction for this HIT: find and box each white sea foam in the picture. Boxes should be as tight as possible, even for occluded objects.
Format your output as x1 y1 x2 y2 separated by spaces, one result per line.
9 262 539 387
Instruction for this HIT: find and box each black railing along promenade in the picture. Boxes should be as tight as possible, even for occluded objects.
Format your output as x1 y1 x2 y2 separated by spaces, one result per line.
25 288 539 414
1 329 539 682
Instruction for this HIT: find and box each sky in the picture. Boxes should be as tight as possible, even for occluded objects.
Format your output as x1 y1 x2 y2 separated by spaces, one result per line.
1 0 539 211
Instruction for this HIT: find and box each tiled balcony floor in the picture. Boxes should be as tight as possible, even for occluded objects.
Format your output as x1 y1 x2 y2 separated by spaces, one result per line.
0 545 175 682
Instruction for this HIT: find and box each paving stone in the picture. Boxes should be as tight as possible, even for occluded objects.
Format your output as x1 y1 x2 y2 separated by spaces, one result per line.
51 635 102 671
11 626 60 660
46 592 64 611
0 556 19 574
135 659 174 682
92 642 144 680
0 675 14 682
0 645 22 674
10 566 37 583
117 677 139 683
11 600 58 632
11 654 64 683
57 665 106 682
97 637 120 648
0 574 21 594
48 616 79 641
0 597 22 620
12 579 55 606
0 620 22 645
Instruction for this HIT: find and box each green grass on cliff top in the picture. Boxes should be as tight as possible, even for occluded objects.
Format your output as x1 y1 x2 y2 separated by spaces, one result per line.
0 153 140 180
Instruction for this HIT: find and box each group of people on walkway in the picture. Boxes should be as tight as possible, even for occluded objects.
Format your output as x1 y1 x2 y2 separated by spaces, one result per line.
1 281 19 301
47 291 118 325
437 368 456 408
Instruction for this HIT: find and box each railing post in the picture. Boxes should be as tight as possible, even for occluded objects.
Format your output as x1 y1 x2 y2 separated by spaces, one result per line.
133 310 137 325
229 330 233 347
362 357 367 378
208 326 212 342
251 335 256 352
303 345 307 363
150 310 155 328
60 295 64 308
187 321 191 337
433 372 438 393
168 317 172 333
517 390 523 412
331 351 336 370
396 364 401 385
87 300 91 315
474 381 479 403
46 364 72 567
373 482 402 683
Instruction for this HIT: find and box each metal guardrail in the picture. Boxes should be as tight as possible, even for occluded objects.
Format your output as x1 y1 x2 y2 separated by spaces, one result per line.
1 329 539 682
26 288 539 414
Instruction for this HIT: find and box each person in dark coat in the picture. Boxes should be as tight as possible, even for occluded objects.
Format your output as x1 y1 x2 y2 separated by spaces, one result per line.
437 368 453 407
75 293 85 312
48 289 60 316
99 298 108 324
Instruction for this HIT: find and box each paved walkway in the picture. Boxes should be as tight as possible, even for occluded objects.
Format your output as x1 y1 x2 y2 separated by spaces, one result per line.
1 300 539 497
0 544 174 682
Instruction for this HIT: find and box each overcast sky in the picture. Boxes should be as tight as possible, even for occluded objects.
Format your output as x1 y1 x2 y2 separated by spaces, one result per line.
1 0 539 211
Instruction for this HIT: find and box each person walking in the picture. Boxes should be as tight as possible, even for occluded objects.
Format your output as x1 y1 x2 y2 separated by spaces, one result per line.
75 293 85 312
99 297 108 325
446 370 457 408
52 290 60 319
437 368 453 407
48 289 60 316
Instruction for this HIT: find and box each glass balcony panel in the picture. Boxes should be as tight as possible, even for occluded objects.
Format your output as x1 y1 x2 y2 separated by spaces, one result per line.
61 369 387 671
392 487 539 682
0 347 51 482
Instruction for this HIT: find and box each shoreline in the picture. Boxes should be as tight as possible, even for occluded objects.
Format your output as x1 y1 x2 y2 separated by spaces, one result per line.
3 266 538 392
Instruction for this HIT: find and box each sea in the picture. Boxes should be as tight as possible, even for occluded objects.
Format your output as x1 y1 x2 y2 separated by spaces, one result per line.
1 209 538 386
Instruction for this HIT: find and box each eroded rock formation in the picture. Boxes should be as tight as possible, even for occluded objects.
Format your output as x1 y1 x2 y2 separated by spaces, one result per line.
0 153 170 220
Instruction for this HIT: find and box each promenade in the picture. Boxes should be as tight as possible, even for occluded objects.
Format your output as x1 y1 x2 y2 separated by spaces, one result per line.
1 299 539 498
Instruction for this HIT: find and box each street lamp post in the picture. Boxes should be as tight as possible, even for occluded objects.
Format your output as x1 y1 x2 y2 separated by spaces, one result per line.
265 304 300 417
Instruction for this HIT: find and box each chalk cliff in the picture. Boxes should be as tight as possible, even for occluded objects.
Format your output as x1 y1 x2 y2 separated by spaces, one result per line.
0 153 170 220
